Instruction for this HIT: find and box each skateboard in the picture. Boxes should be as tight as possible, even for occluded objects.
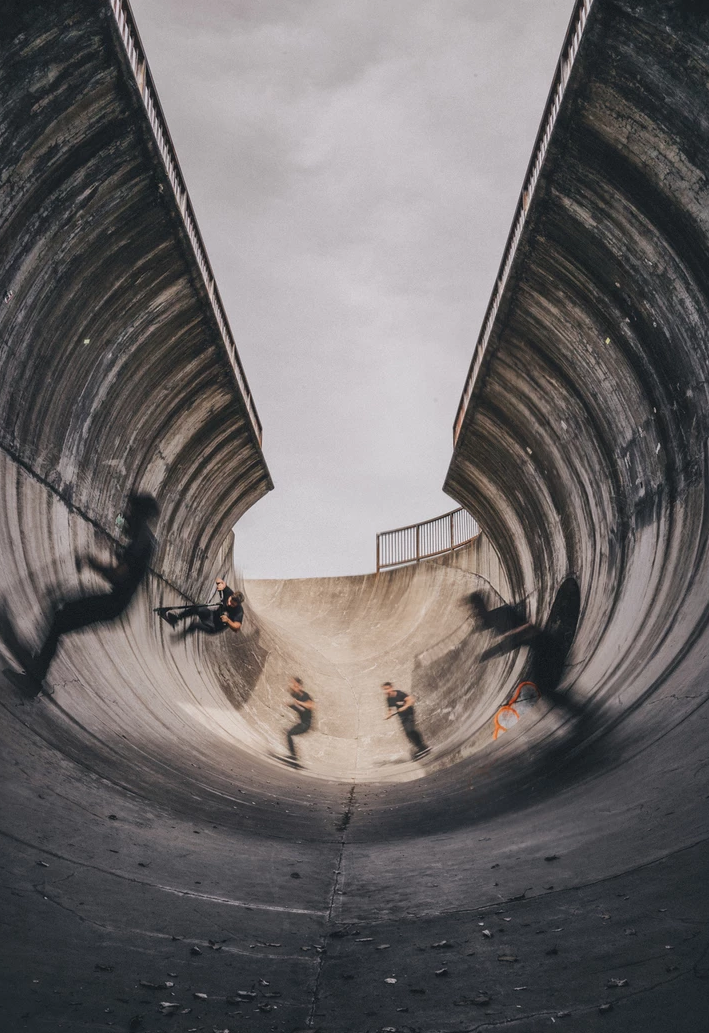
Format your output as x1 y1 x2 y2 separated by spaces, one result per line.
267 750 303 770
154 607 179 627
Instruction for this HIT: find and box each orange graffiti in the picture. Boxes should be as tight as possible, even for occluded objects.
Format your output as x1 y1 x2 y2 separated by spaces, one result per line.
493 681 541 740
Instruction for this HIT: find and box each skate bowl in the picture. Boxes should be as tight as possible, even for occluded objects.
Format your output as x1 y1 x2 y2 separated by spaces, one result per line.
1 1 709 1031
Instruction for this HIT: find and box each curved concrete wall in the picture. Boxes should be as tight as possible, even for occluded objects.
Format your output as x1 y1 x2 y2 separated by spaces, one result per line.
0 0 272 597
2 2 709 1031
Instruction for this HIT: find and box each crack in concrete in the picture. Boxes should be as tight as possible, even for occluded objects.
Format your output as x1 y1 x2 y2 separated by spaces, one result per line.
307 783 357 1028
2 828 326 917
30 883 107 928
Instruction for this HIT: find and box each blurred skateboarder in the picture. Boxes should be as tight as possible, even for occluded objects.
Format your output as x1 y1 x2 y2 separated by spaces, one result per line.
160 579 243 636
285 676 315 766
383 681 429 759
9 493 159 694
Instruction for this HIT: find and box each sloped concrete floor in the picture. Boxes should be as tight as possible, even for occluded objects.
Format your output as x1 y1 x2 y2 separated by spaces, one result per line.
1 473 708 1032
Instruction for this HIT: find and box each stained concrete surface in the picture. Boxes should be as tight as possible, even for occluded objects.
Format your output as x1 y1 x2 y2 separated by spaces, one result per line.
2 1 709 1031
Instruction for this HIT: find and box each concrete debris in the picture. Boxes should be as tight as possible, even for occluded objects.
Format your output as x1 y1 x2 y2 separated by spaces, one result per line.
606 978 629 988
193 992 208 1000
235 990 257 1000
435 968 448 976
599 1003 613 1013
624 928 637 936
376 944 391 950
431 940 452 948
190 946 202 955
498 954 518 963
139 981 159 988
385 977 398 984
482 929 493 938
160 1003 180 1013
95 964 113 972
258 1003 273 1012
356 937 374 942
36 860 49 867
258 978 269 985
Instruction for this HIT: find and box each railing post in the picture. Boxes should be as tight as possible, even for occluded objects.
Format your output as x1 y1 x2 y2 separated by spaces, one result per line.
450 511 455 554
376 534 380 574
415 524 420 562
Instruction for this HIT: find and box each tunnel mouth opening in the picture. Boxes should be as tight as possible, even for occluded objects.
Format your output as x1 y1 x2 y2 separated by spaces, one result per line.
544 576 581 664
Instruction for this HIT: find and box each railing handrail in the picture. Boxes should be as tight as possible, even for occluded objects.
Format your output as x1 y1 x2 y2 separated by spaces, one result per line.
376 507 480 572
452 0 595 446
377 507 468 539
108 0 264 447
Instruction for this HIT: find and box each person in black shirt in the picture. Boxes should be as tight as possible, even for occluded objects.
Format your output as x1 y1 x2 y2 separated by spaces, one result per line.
163 579 243 636
383 681 429 759
285 676 314 765
24 492 159 690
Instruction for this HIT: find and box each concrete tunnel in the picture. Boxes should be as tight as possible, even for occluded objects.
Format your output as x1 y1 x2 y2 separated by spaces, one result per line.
1 0 708 1030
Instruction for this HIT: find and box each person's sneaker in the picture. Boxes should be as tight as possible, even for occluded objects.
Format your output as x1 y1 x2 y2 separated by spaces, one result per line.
158 610 179 627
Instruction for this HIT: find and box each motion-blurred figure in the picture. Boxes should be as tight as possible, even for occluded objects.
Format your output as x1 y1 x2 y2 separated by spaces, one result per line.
383 681 429 760
21 493 159 692
160 579 243 636
285 676 315 766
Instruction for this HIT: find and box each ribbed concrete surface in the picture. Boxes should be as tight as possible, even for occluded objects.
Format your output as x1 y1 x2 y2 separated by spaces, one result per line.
2 2 709 1032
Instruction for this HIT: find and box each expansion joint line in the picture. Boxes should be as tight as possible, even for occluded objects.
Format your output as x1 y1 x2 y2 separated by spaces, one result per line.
306 782 356 1028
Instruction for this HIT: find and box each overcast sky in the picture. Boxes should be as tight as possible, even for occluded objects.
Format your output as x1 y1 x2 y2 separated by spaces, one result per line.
129 0 575 579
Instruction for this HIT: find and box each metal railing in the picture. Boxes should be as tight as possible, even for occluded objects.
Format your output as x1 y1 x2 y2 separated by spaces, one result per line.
108 0 263 447
376 508 479 572
453 0 595 446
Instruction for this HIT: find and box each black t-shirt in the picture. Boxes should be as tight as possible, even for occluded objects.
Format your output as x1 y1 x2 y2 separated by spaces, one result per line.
387 689 414 720
215 586 243 630
290 690 313 726
116 525 155 599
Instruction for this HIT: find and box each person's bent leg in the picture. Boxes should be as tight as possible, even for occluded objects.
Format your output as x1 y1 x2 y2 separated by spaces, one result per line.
403 723 426 753
33 593 126 679
286 720 309 760
171 605 201 623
